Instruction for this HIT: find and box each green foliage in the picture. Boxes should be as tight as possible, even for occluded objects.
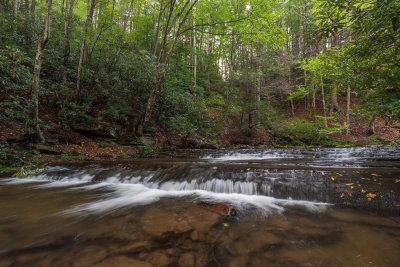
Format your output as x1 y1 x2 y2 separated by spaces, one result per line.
60 154 71 160
138 144 159 158
268 119 320 145
0 144 25 169
16 165 45 178
97 141 108 148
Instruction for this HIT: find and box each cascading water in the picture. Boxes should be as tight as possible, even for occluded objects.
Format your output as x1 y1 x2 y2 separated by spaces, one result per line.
1 146 400 266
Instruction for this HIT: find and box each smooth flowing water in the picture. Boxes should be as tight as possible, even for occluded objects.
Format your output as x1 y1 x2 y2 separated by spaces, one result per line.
1 147 400 266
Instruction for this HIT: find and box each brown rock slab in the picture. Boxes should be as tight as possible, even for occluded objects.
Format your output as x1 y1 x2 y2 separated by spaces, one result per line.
141 209 192 239
226 232 281 256
73 246 108 267
147 251 170 267
178 253 195 267
95 256 153 267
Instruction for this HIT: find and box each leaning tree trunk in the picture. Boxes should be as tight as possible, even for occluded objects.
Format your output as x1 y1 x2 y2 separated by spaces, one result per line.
31 0 52 144
136 0 198 136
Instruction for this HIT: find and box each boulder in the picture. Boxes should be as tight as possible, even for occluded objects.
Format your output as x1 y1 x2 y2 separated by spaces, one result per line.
74 125 118 139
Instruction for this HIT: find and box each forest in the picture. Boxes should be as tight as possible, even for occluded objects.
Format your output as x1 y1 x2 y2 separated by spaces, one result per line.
1 0 400 164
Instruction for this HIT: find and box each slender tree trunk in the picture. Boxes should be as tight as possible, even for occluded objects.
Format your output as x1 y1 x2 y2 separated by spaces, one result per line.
256 63 261 126
63 0 74 79
331 84 339 112
346 77 351 134
31 0 52 144
321 76 327 128
76 0 96 96
192 0 196 85
12 0 17 14
30 0 35 19
153 2 163 56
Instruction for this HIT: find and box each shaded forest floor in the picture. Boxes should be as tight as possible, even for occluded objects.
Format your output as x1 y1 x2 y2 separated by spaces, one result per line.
1 95 400 163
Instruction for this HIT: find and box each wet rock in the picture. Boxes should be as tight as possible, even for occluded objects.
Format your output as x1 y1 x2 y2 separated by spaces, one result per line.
110 241 150 254
197 201 237 216
194 244 212 267
15 252 48 266
267 215 292 231
186 207 222 233
95 256 153 267
73 246 108 267
225 232 281 256
178 253 195 267
0 258 13 267
141 209 192 239
142 206 224 240
228 257 248 267
147 251 170 267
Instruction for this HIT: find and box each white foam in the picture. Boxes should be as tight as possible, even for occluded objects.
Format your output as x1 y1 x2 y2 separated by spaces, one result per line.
64 182 329 216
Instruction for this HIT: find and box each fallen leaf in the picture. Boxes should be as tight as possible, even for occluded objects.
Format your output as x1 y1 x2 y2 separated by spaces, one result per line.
361 189 366 193
331 177 335 181
350 186 354 190
335 172 343 176
341 193 345 198
348 192 352 197
371 173 378 176
346 183 354 186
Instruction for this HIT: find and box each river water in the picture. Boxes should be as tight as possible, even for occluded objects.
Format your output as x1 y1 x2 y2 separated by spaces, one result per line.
1 147 400 266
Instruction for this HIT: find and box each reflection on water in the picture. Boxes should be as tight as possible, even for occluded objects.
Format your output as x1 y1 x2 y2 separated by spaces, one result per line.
0 147 400 266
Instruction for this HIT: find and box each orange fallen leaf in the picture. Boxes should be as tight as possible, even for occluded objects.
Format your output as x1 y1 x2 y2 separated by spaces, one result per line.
361 189 366 193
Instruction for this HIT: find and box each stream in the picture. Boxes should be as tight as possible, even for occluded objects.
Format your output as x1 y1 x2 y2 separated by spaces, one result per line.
1 146 400 266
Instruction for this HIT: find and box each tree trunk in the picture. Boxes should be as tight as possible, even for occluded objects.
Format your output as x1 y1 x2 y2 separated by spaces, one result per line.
321 76 327 128
153 2 163 56
12 0 17 14
63 0 74 79
76 0 96 96
331 84 339 113
137 0 198 136
30 0 35 19
31 0 52 144
368 115 376 135
346 77 351 134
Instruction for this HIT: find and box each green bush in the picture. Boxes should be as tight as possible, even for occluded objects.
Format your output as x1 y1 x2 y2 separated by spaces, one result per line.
97 141 108 148
0 144 25 169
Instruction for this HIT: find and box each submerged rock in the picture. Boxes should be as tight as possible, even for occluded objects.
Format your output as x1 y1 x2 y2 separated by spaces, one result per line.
142 206 225 240
141 209 193 239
